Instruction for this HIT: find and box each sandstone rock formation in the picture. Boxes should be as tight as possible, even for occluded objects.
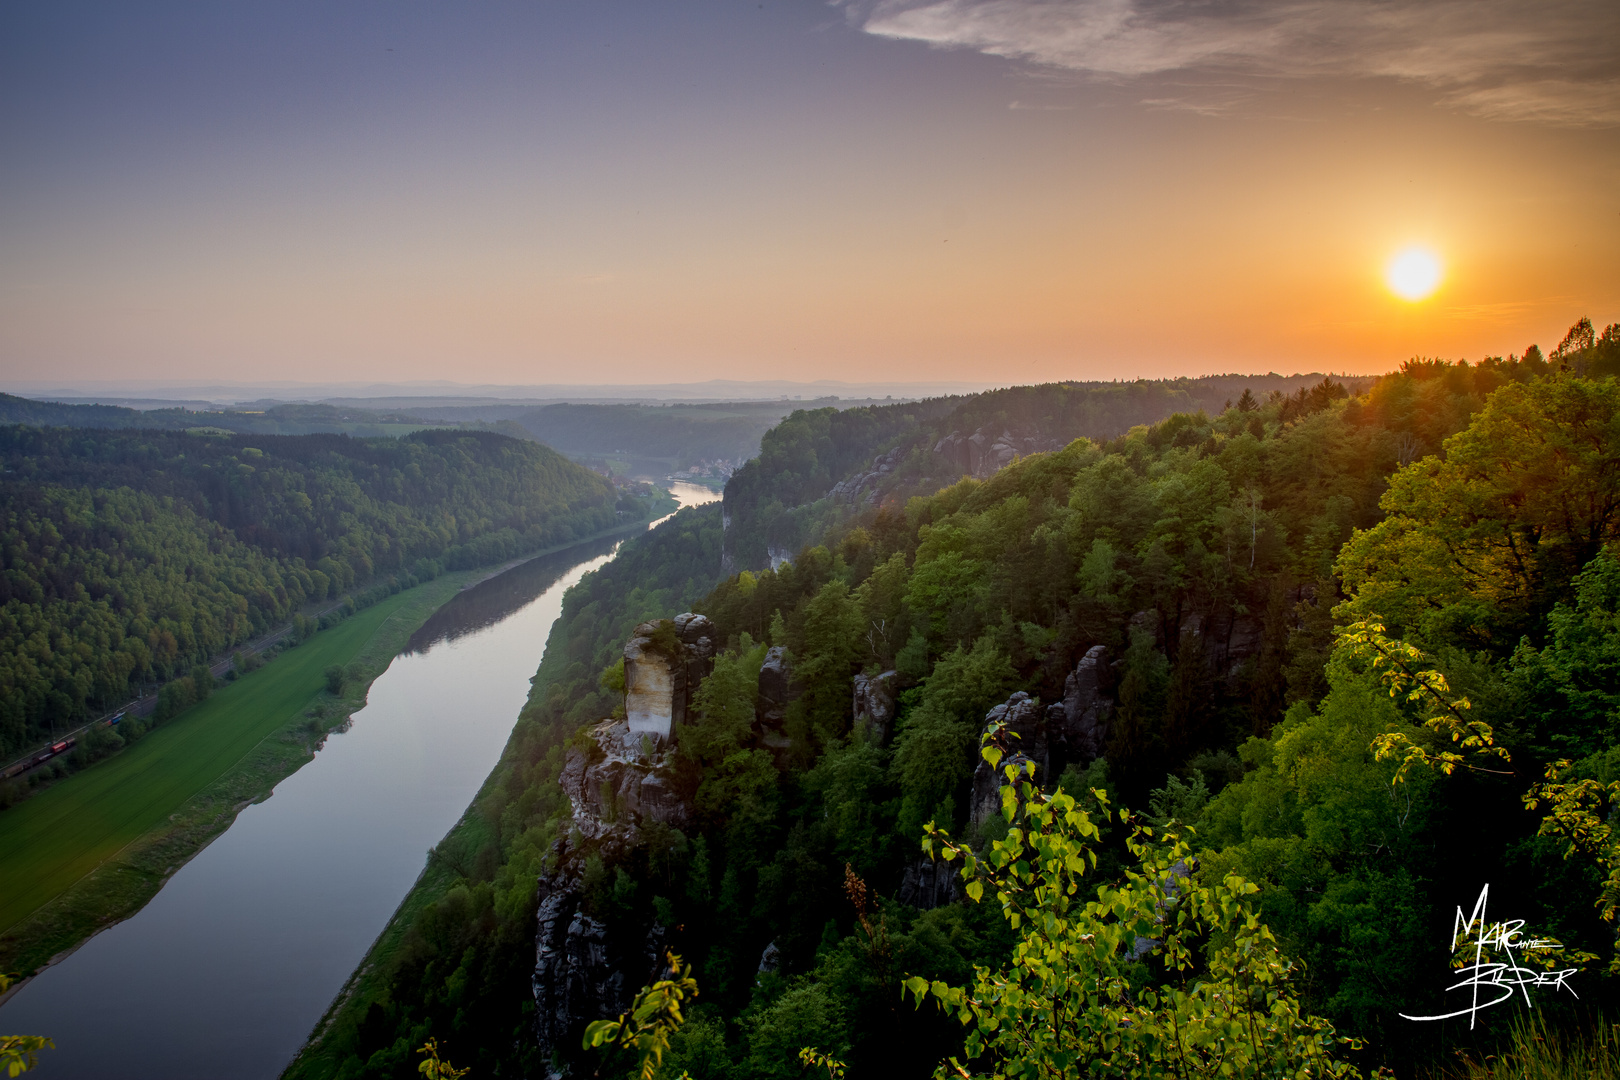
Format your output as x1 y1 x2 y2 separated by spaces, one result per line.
965 657 1118 827
559 719 689 840
536 616 709 1073
898 854 961 910
852 669 897 743
1057 645 1113 762
533 843 671 1077
933 427 1062 479
829 447 906 506
623 613 716 742
758 645 794 724
969 691 1045 827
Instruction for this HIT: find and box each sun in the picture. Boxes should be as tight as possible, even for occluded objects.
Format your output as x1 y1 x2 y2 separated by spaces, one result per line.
1385 246 1443 301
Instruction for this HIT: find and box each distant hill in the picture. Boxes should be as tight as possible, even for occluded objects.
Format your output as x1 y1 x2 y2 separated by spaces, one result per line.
0 393 158 430
0 425 649 757
0 393 455 439
719 373 1374 570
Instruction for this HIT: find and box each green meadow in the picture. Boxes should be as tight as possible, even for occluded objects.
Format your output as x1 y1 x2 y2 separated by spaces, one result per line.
0 578 458 974
0 512 666 977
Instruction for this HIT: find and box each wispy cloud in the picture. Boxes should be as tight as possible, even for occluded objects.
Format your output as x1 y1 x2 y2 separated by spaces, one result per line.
846 0 1620 125
1444 296 1582 326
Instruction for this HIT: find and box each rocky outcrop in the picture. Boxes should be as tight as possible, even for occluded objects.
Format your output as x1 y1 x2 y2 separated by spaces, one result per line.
970 691 1046 827
829 447 906 506
538 617 707 1072
674 612 717 712
756 645 796 757
934 427 1062 479
898 855 961 910
533 846 672 1077
1055 645 1113 762
623 614 716 742
560 720 689 840
966 658 1118 826
757 940 782 978
758 646 794 724
852 670 897 743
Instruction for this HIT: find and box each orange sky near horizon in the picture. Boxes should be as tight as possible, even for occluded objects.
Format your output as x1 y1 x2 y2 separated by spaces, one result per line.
1 3 1615 389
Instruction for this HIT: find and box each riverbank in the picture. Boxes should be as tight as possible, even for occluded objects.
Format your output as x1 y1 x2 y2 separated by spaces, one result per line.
282 485 716 1080
0 577 459 982
0 512 671 985
281 755 503 1080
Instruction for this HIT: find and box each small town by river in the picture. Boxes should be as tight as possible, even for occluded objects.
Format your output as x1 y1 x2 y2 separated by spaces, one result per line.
0 482 719 1079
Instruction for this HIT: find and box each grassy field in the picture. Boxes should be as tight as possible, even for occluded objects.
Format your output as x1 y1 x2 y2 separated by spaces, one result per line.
0 575 466 975
0 511 670 980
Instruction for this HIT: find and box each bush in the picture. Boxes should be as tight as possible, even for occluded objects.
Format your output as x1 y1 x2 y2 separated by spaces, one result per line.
906 731 1363 1079
323 665 344 695
75 720 124 765
742 984 848 1080
153 676 198 722
191 664 214 703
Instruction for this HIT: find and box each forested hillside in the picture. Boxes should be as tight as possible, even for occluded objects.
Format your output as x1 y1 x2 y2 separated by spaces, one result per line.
718 373 1376 572
0 426 647 756
305 323 1620 1079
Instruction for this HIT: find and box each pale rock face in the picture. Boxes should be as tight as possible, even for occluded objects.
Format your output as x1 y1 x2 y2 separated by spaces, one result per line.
624 626 677 740
537 616 712 1073
622 613 716 742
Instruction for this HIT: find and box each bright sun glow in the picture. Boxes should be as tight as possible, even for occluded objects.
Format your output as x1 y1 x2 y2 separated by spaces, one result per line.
1385 246 1443 301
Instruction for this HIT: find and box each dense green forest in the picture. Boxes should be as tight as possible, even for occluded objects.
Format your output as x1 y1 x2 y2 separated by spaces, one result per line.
303 322 1620 1078
0 426 654 757
718 373 1377 571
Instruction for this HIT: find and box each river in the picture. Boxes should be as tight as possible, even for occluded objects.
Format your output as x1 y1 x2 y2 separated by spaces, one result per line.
0 481 720 1079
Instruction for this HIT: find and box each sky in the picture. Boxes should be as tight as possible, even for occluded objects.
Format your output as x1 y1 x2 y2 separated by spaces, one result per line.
2 0 1617 389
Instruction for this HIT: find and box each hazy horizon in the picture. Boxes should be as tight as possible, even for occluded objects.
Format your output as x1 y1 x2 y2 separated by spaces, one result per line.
3 370 1388 411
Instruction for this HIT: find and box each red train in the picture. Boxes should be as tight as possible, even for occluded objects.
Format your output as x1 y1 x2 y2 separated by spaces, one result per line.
1 710 127 780
1 736 78 780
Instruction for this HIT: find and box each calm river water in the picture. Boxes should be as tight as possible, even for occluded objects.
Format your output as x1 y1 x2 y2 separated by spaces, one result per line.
0 482 719 1079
